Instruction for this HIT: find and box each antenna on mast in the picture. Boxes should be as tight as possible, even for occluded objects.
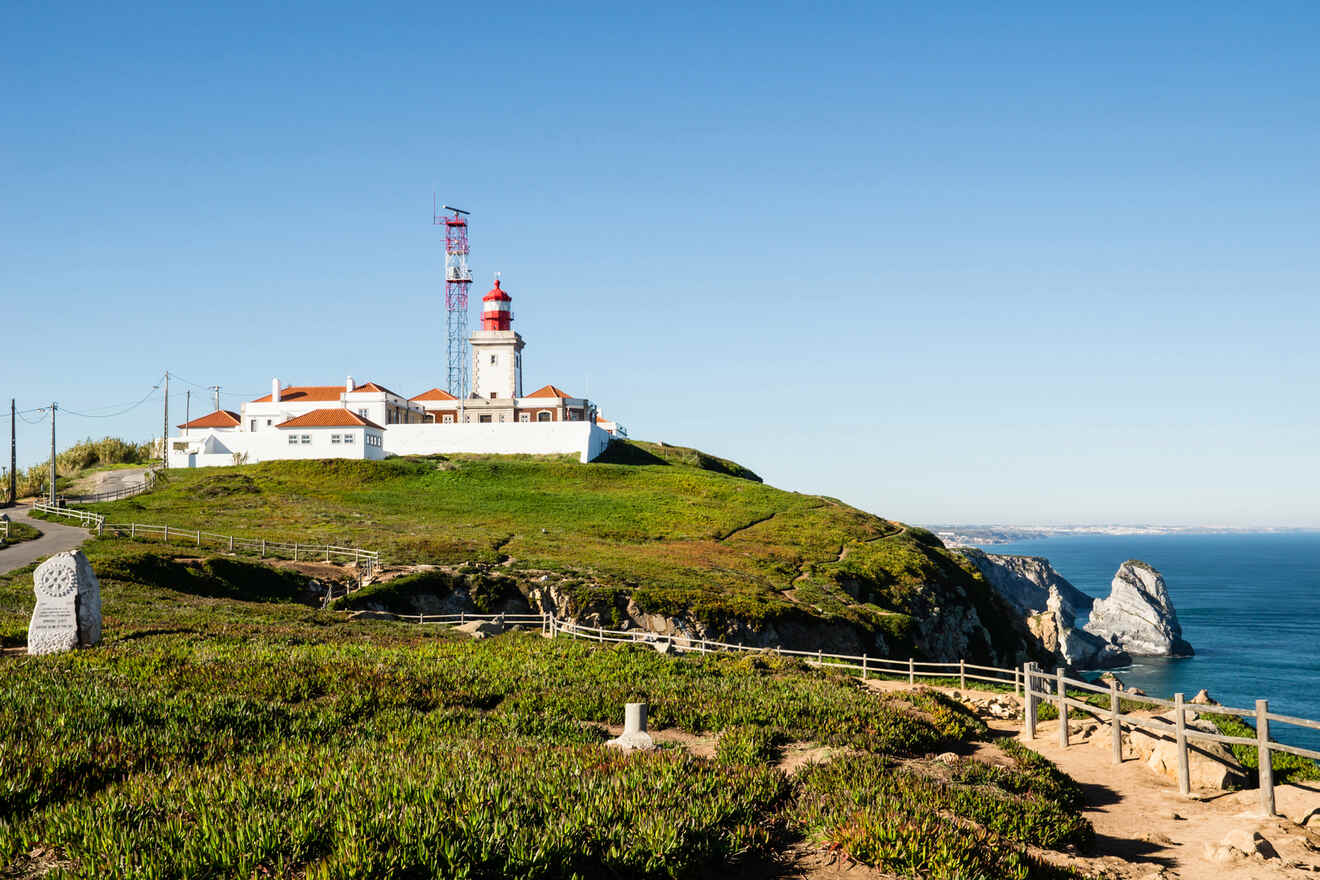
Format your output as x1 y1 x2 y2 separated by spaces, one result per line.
435 202 472 402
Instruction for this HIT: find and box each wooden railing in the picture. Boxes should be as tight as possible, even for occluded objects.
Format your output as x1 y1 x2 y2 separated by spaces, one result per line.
31 502 379 569
1020 661 1318 819
62 468 159 504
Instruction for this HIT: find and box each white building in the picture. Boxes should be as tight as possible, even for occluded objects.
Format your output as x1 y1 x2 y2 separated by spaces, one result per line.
168 277 620 467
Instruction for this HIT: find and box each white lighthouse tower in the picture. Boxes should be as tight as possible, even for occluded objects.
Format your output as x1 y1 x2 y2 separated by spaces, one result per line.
470 276 524 401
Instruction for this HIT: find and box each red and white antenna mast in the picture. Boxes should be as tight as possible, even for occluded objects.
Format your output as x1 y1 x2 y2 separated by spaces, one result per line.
435 201 471 400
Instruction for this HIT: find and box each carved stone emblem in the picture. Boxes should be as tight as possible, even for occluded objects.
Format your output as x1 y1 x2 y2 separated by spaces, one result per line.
28 551 101 656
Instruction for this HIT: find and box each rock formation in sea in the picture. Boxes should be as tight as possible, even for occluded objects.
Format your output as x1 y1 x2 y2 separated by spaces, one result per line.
959 549 1093 619
961 550 1127 669
1083 560 1194 657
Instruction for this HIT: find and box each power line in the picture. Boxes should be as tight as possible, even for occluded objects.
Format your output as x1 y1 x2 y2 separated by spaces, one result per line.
61 384 162 419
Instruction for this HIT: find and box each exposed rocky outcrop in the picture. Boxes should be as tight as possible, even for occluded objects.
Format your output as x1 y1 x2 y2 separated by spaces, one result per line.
1025 585 1129 670
959 549 1093 619
1084 560 1193 657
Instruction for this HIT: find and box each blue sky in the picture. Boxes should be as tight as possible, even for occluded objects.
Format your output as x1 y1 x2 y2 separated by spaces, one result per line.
3 2 1318 526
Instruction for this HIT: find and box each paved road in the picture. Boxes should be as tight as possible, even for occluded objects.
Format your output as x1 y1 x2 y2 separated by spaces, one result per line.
0 503 91 575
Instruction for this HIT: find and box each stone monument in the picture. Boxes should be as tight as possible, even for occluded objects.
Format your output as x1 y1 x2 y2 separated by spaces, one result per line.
28 550 101 655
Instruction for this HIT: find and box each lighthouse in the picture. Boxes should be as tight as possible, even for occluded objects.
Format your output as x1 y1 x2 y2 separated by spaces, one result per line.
469 276 524 404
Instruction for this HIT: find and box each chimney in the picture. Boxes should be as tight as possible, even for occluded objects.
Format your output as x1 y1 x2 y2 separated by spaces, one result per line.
346 375 354 392
271 377 281 404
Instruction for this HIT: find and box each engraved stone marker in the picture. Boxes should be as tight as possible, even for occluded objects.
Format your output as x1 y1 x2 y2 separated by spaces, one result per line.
28 550 101 655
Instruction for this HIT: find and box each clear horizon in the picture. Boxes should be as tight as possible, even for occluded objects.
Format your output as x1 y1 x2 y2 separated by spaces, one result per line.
4 2 1318 527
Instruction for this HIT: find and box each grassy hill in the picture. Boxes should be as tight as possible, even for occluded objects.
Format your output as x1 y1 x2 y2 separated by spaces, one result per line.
0 541 1090 879
85 440 1029 663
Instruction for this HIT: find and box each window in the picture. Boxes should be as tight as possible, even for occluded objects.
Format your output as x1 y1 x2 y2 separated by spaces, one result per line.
331 434 342 444
344 433 355 444
519 413 530 422
300 434 311 445
489 392 497 399
498 414 505 422
479 415 492 423
251 420 257 431
266 419 272 427
490 354 497 365
288 434 298 445
442 413 454 424
537 411 551 422
463 414 471 423
358 409 368 418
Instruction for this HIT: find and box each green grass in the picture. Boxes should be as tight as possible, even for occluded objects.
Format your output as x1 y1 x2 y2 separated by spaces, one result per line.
0 540 1094 878
0 520 39 548
83 441 1030 665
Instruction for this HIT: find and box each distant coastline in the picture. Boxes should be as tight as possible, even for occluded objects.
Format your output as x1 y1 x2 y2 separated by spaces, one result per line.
930 524 1319 548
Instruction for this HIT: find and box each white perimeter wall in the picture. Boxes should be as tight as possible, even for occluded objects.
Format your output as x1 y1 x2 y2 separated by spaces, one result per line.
169 422 612 467
384 422 612 463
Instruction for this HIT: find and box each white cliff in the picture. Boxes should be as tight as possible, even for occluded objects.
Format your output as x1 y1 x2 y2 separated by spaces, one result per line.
960 549 1093 619
1084 560 1193 657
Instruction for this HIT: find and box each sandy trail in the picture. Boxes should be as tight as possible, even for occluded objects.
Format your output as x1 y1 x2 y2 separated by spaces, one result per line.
863 678 1320 879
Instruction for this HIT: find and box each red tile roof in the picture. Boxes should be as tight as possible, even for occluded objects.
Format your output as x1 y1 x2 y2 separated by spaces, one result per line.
276 408 384 430
345 381 405 398
178 410 241 429
524 384 574 399
251 385 345 404
410 387 459 402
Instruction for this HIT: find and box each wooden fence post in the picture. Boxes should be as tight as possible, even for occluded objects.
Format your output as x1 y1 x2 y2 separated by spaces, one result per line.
1024 662 1037 740
817 648 823 666
1172 692 1191 796
1056 667 1069 747
1110 681 1122 764
131 523 135 539
293 543 298 562
959 659 966 691
908 657 915 685
196 530 200 546
260 539 265 557
861 653 868 681
1257 699 1276 816
163 525 169 542
229 535 234 551
1014 666 1021 698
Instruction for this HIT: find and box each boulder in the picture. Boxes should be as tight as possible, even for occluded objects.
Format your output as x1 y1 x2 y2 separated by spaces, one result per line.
1126 712 1250 791
1220 829 1278 860
1190 688 1216 705
454 620 505 639
28 551 101 656
1084 561 1194 657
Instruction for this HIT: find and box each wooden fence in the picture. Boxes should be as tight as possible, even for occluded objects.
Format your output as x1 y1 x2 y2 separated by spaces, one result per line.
416 613 1314 818
62 468 158 504
31 501 379 570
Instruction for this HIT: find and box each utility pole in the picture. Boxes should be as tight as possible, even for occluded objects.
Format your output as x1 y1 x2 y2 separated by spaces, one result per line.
161 372 169 471
48 403 56 505
185 390 191 438
7 399 15 507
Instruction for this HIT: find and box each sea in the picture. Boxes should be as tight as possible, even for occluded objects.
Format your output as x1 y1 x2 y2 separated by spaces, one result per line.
984 532 1320 753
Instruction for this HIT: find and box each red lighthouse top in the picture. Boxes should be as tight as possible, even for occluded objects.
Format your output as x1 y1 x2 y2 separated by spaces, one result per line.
481 278 513 331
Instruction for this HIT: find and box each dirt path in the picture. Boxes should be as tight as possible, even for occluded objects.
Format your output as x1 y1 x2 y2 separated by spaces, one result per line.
0 504 90 575
863 678 1320 878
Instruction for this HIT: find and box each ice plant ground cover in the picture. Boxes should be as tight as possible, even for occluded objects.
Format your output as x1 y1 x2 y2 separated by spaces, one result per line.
0 541 1091 878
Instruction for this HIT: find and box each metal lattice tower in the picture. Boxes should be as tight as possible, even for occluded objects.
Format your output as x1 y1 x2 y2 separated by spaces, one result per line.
436 203 472 399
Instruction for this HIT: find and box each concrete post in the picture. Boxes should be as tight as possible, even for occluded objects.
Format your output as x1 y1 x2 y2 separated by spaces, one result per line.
1257 699 1276 817
1023 662 1037 740
1110 681 1122 764
625 702 648 736
908 657 914 685
1174 692 1190 797
1057 667 1069 748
